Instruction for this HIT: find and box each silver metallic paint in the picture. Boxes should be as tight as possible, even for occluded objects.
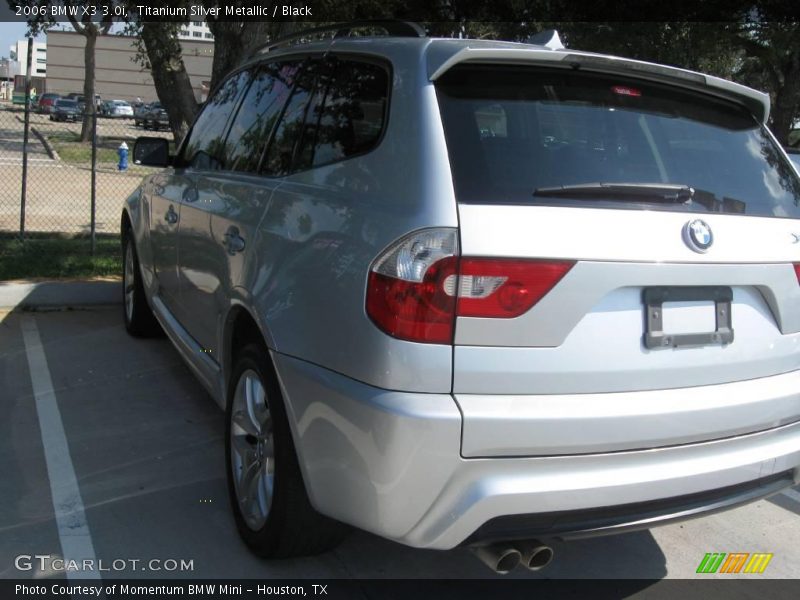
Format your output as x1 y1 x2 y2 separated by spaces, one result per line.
121 36 800 551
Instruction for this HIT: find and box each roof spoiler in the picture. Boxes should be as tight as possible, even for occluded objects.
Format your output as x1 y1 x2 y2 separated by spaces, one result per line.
429 47 770 124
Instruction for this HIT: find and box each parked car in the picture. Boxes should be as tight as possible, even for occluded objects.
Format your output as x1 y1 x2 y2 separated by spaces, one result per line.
36 92 60 114
133 102 150 127
101 99 134 118
122 23 800 572
142 101 169 130
64 93 100 113
49 99 82 122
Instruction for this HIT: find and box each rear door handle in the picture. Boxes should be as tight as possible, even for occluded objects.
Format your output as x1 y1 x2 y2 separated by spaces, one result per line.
222 226 245 255
165 205 178 225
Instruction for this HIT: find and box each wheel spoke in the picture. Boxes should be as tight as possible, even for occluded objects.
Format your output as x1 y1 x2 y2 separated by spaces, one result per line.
240 461 261 515
251 468 268 517
124 244 135 321
230 368 275 529
245 377 269 435
232 409 259 438
263 470 274 503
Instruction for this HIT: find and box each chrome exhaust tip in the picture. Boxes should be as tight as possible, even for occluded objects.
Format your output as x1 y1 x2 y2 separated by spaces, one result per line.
471 543 522 574
515 540 554 571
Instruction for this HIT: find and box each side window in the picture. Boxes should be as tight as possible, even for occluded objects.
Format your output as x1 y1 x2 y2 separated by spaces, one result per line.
224 61 300 173
181 70 251 170
262 62 317 177
298 59 390 169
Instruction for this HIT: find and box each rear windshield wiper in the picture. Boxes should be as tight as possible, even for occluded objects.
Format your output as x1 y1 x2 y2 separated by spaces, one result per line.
533 183 694 203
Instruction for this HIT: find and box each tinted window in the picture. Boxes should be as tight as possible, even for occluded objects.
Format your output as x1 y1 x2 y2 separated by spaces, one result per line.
297 59 389 169
436 65 800 218
262 63 317 177
787 151 800 172
181 70 251 170
224 61 299 173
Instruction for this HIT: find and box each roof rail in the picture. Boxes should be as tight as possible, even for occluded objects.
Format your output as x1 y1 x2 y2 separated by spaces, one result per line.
247 21 426 59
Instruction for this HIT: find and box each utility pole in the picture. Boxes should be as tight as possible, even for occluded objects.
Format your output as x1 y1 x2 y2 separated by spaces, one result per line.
20 37 33 241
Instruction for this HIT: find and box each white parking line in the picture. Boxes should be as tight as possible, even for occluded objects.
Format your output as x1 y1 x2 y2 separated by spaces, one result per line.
783 487 800 504
21 316 100 581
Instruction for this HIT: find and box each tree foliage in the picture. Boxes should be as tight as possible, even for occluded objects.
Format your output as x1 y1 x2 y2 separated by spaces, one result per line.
5 0 800 145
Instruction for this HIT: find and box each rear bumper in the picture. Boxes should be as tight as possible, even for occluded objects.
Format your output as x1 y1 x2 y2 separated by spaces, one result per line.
273 352 800 550
456 369 800 457
464 470 794 545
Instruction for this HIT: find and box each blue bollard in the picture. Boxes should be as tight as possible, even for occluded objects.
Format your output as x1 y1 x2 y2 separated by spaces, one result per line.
117 142 129 171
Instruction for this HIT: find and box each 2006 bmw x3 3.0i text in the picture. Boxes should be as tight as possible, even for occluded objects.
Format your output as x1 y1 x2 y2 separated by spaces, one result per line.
121 22 800 572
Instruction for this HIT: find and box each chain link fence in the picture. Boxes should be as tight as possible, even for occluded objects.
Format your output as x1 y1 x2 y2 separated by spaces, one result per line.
0 100 170 279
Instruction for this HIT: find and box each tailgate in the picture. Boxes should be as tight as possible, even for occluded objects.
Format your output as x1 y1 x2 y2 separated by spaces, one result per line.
435 63 800 456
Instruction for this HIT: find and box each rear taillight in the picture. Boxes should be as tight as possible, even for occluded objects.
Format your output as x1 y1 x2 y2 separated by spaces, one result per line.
366 229 574 344
366 229 458 344
449 258 574 318
793 263 800 285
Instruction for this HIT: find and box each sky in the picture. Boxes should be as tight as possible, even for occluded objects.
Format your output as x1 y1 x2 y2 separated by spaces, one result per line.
0 21 44 57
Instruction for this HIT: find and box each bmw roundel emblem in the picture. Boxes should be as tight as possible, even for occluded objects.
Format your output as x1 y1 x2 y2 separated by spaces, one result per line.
683 219 713 253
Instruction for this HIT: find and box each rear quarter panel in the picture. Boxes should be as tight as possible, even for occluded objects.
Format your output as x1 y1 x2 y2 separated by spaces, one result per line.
247 47 459 393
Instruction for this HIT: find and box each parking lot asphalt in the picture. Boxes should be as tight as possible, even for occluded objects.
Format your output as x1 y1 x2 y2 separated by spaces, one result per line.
1 302 799 583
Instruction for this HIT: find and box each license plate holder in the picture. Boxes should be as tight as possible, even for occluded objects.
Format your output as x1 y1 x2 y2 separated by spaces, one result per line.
643 286 733 349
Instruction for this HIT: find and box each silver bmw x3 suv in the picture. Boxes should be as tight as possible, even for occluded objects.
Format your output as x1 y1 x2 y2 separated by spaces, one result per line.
122 22 800 570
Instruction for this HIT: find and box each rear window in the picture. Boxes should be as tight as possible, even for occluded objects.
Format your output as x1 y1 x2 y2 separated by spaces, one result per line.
436 65 800 218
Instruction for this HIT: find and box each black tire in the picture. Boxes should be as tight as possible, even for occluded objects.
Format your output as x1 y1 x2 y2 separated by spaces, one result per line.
226 343 348 558
122 227 162 337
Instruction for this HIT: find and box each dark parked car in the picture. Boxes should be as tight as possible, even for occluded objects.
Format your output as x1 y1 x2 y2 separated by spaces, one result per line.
133 102 150 127
50 99 82 122
142 102 169 130
64 93 100 113
37 93 60 114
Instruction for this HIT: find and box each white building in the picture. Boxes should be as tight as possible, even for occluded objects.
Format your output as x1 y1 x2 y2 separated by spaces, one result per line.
9 39 47 77
178 21 214 41
46 30 213 103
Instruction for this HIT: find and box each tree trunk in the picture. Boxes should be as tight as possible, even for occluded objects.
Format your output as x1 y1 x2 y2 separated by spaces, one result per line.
206 20 297 91
769 66 800 146
79 29 97 142
140 23 199 143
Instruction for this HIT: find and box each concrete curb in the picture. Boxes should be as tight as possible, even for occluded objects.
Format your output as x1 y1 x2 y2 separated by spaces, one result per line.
0 280 121 309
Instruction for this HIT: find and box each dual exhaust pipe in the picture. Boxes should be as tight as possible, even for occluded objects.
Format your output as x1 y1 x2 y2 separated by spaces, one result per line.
472 540 554 574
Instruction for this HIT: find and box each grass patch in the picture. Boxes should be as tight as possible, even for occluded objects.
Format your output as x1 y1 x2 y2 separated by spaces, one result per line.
47 131 82 143
48 131 177 170
0 233 121 280
54 144 118 164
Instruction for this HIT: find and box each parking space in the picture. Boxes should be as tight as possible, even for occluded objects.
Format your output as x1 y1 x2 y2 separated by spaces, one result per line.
1 305 800 581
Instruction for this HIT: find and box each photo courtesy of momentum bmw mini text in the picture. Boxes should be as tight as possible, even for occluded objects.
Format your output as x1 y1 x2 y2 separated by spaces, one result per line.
1 1 800 599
